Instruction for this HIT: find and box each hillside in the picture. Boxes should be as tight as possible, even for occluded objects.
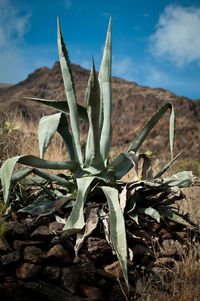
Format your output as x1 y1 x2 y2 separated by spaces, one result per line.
0 62 200 160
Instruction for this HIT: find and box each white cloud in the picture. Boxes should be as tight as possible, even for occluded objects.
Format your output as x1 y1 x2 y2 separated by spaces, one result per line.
150 4 200 67
0 0 31 48
112 57 135 79
64 0 72 9
0 0 31 83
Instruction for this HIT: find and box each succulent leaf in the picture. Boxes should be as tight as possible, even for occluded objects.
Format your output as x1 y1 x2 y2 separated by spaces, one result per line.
128 103 175 158
101 185 128 288
1 156 78 207
160 209 195 229
84 59 104 169
38 112 75 160
24 97 89 122
138 206 160 223
62 176 95 235
99 17 112 165
163 171 194 187
57 17 83 165
153 152 181 179
107 152 133 180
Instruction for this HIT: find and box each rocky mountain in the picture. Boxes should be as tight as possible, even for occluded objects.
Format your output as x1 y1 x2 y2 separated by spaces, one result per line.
1 62 200 160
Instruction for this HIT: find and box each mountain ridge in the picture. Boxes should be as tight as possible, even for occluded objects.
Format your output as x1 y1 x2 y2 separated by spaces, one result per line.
0 62 200 160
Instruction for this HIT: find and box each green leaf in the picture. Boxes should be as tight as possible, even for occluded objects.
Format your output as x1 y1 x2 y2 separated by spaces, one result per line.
138 207 160 223
62 176 95 235
32 168 71 188
19 177 48 186
99 17 112 166
160 209 194 229
84 59 104 169
129 212 139 224
57 17 83 165
38 112 75 160
101 186 128 288
163 171 194 187
1 155 78 207
107 152 133 180
24 97 88 122
128 103 175 158
153 153 181 179
11 167 33 184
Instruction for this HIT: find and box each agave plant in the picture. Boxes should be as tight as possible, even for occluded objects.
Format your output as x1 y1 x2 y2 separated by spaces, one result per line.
0 17 194 287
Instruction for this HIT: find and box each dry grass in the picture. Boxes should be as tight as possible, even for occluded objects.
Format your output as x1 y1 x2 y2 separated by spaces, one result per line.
136 238 200 301
0 113 70 169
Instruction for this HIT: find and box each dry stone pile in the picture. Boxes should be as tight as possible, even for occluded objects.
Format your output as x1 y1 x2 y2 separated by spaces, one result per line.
0 210 194 301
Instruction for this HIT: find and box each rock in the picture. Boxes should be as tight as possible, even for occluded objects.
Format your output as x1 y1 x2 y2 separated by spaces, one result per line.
59 232 75 254
46 244 73 264
49 221 64 232
97 279 109 289
1 250 20 265
78 260 96 285
1 281 24 301
4 221 27 238
0 238 12 253
30 225 53 240
26 218 39 233
16 262 42 279
50 236 61 246
107 283 129 301
13 239 44 251
146 221 161 233
168 220 183 230
85 237 113 263
23 246 46 263
104 261 123 279
18 280 87 301
96 269 114 280
61 266 80 294
37 216 52 226
160 239 182 256
159 228 173 240
43 265 60 280
26 216 52 233
79 284 104 301
0 265 7 277
132 244 152 257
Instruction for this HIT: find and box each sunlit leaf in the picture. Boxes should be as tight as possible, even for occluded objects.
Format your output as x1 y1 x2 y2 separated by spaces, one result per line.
57 17 83 165
38 112 75 160
24 97 88 122
163 171 194 187
1 155 78 208
84 59 103 169
128 103 175 159
99 17 112 165
62 176 95 235
153 153 181 179
138 206 160 223
101 186 128 288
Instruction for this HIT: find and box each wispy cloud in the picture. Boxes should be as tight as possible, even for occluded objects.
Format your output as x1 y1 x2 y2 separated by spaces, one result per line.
112 56 135 80
64 0 72 9
0 0 31 83
0 0 31 49
150 4 200 67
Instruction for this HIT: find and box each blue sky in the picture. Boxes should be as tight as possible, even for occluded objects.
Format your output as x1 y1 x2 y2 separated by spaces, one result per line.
0 0 200 99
